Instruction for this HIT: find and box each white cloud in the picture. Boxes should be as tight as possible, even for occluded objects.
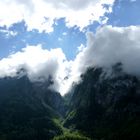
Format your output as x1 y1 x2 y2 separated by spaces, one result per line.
0 45 69 92
72 25 140 77
77 44 85 53
0 0 115 32
1 26 140 95
0 29 18 38
59 25 140 94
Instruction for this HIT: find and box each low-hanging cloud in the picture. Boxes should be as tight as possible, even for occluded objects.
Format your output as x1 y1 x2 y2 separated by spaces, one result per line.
0 0 115 32
60 25 140 94
77 26 140 76
0 26 140 95
54 25 140 94
0 45 69 92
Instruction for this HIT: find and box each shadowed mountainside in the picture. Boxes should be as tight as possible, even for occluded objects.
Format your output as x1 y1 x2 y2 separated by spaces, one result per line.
0 63 140 140
64 63 140 140
0 74 64 140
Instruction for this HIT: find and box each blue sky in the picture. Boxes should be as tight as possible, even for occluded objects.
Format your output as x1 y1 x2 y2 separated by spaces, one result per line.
0 19 86 60
0 0 139 61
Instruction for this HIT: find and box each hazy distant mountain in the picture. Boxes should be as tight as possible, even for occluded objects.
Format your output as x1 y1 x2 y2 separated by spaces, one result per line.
64 63 140 140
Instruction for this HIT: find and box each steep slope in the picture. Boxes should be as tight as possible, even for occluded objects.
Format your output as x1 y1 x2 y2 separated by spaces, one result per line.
64 64 140 140
0 63 140 140
0 74 64 140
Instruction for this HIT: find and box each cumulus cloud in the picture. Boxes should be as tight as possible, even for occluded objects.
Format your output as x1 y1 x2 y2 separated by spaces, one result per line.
0 26 140 95
0 0 115 32
0 45 69 92
59 25 140 94
73 25 140 76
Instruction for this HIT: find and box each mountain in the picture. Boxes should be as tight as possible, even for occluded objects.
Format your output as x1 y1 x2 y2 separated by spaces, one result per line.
0 64 140 140
64 63 140 140
0 74 64 140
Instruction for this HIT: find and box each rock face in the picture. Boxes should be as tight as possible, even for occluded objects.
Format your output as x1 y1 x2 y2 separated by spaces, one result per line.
64 64 140 140
0 75 64 140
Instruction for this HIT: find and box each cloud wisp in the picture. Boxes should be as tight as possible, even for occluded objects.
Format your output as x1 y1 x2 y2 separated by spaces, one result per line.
0 0 115 32
0 25 140 95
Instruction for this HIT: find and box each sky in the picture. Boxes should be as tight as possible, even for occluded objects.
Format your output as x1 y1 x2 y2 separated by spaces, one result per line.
0 0 140 95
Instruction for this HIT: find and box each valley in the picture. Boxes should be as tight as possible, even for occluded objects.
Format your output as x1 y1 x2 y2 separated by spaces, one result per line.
0 64 139 140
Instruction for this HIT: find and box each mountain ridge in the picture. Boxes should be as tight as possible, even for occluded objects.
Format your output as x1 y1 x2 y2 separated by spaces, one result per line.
0 63 140 140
